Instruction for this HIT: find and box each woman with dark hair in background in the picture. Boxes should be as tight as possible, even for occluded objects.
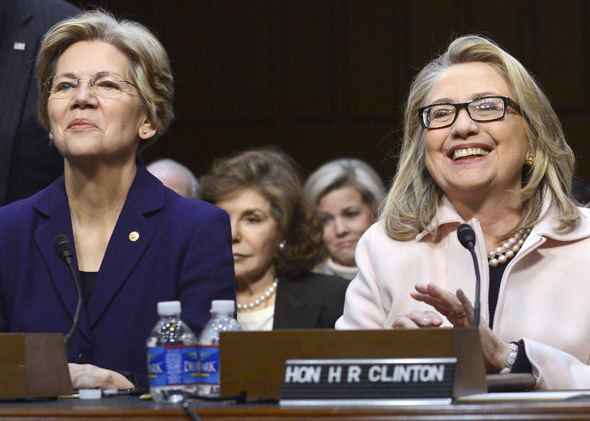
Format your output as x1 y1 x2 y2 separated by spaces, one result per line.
200 148 350 331
0 10 235 390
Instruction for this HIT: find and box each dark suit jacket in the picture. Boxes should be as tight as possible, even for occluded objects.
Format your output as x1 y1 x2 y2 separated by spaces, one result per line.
0 165 236 380
273 272 350 329
0 0 80 205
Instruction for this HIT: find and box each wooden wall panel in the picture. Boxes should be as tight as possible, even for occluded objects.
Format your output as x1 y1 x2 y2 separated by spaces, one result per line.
68 0 590 183
283 120 397 179
148 123 277 176
160 1 210 122
347 1 399 116
164 1 273 122
533 0 586 109
403 1 462 74
467 2 524 55
281 1 336 117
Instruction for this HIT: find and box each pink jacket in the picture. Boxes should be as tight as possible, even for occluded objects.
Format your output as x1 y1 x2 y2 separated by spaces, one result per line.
336 195 590 389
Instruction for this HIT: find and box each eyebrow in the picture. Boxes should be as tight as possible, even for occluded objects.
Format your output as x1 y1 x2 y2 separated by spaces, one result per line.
427 91 503 105
53 71 120 79
241 208 268 217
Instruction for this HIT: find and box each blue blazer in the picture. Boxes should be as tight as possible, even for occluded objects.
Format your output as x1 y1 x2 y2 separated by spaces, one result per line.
0 165 236 379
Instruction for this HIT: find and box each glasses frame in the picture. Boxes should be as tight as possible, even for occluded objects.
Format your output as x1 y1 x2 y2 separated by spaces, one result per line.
43 76 139 99
418 96 522 129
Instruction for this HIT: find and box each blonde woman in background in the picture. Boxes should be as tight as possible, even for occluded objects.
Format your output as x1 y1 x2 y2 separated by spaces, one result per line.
304 158 384 280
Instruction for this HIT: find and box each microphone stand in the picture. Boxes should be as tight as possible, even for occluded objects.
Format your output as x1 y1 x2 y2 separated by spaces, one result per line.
63 259 83 349
465 246 481 328
457 224 481 328
54 235 83 349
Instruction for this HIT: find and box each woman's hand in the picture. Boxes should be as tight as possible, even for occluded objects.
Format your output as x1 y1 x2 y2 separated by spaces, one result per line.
68 363 135 390
411 283 475 327
391 310 443 329
410 283 512 372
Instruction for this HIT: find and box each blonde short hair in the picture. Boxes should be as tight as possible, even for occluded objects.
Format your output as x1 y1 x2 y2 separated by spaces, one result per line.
382 35 579 240
304 158 385 219
36 10 174 148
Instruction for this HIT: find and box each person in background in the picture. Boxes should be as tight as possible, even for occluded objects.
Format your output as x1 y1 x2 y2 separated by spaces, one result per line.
572 176 590 205
336 35 590 389
200 148 350 331
0 0 80 206
0 10 235 390
304 158 385 280
147 158 200 199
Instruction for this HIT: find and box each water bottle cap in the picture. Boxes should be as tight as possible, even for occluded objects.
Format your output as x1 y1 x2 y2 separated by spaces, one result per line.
211 300 235 313
157 301 181 316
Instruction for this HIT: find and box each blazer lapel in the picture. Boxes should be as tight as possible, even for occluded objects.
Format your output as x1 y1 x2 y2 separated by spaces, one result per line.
86 165 163 328
34 178 92 342
33 166 165 336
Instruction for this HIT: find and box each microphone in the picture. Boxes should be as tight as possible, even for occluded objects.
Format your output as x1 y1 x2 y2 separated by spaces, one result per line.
456 224 480 328
53 235 83 349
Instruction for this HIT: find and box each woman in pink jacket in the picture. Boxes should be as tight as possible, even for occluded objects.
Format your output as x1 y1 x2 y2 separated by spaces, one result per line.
336 35 590 390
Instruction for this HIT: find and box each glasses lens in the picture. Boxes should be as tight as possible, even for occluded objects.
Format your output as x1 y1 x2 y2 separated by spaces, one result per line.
423 105 456 128
48 77 78 97
469 97 505 121
47 77 128 98
93 78 124 97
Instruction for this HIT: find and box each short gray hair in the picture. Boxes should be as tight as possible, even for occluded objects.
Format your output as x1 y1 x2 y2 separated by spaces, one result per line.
36 10 174 149
147 158 200 198
304 158 385 217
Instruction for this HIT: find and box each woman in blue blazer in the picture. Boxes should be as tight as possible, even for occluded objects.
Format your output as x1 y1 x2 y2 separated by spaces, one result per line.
0 11 235 390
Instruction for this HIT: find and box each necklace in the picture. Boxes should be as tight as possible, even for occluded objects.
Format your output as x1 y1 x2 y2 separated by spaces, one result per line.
487 228 531 267
237 278 278 310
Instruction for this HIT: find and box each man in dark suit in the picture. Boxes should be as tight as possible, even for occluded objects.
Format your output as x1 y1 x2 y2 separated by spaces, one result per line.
0 0 80 206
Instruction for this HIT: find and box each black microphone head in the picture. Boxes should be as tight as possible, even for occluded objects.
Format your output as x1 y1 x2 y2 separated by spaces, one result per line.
457 223 476 250
54 234 74 264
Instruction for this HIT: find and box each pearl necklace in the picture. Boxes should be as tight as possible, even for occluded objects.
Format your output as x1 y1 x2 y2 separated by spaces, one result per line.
237 279 278 310
487 228 531 267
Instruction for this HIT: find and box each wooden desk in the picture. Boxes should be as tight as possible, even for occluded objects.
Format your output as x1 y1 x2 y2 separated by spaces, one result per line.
1 396 590 420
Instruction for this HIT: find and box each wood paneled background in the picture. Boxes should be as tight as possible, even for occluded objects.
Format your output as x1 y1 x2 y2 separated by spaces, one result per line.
67 0 590 185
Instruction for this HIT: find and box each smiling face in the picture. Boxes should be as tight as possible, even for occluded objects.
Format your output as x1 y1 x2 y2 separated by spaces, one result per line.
317 185 373 266
47 41 156 164
423 62 528 202
215 188 282 286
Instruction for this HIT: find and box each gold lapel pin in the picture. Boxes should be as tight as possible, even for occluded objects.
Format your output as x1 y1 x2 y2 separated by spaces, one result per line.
129 231 140 242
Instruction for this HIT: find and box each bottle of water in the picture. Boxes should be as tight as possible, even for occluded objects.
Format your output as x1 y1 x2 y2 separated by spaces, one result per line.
147 301 198 402
198 300 241 397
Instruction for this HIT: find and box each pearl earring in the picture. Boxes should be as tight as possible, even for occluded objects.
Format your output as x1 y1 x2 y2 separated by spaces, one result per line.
279 241 286 250
143 130 147 134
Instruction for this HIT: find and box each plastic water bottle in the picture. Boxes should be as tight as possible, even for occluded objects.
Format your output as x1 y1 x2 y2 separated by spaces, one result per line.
147 301 199 402
198 300 241 397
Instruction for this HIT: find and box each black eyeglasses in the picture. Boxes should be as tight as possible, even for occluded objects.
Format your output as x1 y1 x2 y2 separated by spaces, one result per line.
418 96 522 129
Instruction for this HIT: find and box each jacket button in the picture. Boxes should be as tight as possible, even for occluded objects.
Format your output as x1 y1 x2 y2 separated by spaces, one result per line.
78 353 89 363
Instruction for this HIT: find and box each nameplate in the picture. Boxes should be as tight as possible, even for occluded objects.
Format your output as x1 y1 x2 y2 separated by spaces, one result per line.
280 358 456 406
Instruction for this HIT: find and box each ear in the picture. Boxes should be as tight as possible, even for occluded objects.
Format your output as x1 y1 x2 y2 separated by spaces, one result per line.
138 117 157 140
49 131 54 141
